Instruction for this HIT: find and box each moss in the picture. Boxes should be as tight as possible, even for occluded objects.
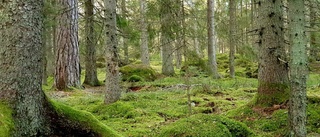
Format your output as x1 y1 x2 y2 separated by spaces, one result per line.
120 64 157 81
307 104 320 133
51 101 122 137
255 83 290 107
158 114 253 137
128 75 144 82
0 101 14 137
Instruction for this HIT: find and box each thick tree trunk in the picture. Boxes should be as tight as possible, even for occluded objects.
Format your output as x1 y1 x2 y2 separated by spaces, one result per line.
54 0 81 90
84 0 100 86
104 0 121 104
140 0 150 66
207 0 220 79
288 0 307 136
256 0 289 106
0 1 50 135
229 0 236 78
161 0 175 76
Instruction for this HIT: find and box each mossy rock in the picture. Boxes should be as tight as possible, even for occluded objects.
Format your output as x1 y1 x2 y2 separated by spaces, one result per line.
158 114 253 137
120 64 157 81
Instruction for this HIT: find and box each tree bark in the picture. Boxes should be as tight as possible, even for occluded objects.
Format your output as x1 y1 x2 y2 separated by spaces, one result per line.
84 0 100 86
104 0 121 104
161 0 175 76
140 0 150 66
229 0 236 78
207 0 220 79
0 1 50 135
256 0 289 106
54 0 81 90
288 0 307 136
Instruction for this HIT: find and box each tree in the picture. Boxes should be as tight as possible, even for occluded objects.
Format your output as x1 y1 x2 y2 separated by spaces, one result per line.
54 0 81 90
288 0 307 136
160 0 175 76
120 0 129 65
140 0 150 66
229 0 236 78
104 0 121 104
256 0 289 106
0 0 119 136
84 0 100 86
207 0 220 78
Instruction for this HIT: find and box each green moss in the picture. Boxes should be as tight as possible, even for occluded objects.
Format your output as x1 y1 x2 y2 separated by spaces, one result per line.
307 104 320 133
120 64 157 81
51 101 122 137
158 114 253 137
128 75 144 82
0 101 13 137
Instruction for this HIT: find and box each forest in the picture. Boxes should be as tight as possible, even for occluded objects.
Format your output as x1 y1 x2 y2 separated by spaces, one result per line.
0 0 320 137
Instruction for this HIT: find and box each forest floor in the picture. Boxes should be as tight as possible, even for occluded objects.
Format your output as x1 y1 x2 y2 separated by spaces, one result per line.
44 55 320 137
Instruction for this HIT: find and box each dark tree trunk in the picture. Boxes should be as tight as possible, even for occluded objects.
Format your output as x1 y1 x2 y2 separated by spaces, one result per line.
54 0 81 90
84 0 100 86
256 0 289 106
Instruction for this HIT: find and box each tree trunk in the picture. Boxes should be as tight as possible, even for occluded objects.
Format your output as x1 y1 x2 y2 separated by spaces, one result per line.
309 1 317 60
54 0 81 90
84 0 100 86
229 0 236 78
140 0 150 66
288 0 307 136
121 0 129 65
207 0 220 79
256 0 289 106
104 0 121 104
0 1 50 135
161 0 175 76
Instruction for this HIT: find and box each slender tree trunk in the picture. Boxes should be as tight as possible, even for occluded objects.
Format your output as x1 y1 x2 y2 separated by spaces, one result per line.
288 0 307 136
256 0 289 106
54 0 81 90
229 0 236 78
309 1 317 60
161 0 175 76
84 0 100 86
140 0 150 66
121 0 129 65
43 27 48 85
207 0 220 79
104 0 121 104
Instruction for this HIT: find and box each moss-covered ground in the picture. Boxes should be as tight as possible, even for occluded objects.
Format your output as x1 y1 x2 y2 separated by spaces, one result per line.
40 54 320 137
0 45 314 136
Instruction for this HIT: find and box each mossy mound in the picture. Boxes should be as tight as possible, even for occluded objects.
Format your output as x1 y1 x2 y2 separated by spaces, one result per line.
51 101 122 137
158 114 253 137
120 64 157 82
0 101 13 137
